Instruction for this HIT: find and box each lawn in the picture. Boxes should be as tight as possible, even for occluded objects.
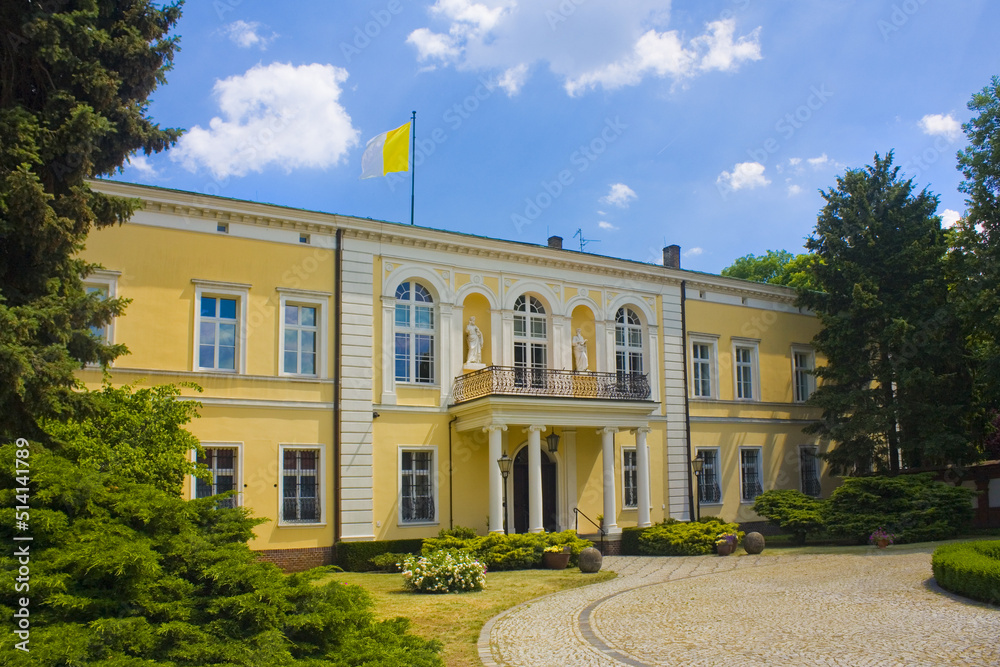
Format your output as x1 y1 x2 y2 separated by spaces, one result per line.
322 567 616 667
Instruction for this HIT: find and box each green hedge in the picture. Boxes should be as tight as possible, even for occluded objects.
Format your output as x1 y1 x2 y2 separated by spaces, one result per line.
422 530 591 570
620 526 645 555
638 519 742 556
336 538 425 571
932 540 1000 605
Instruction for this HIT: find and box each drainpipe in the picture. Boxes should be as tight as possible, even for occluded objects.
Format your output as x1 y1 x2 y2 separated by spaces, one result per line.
448 416 458 529
333 228 343 543
680 280 695 521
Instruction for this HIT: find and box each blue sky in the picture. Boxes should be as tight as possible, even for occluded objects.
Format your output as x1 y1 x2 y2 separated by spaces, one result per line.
116 1 999 274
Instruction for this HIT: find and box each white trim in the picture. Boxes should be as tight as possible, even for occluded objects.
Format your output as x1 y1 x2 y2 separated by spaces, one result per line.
689 334 719 399
190 442 244 507
192 282 250 374
277 443 326 527
83 270 119 351
731 338 760 401
398 445 440 527
621 445 638 509
278 290 329 379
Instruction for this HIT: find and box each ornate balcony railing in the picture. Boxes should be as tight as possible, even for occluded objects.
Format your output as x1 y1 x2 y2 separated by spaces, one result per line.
452 366 651 403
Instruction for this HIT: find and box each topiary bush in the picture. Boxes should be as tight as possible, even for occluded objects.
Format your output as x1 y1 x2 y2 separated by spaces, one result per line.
932 540 1000 605
421 530 591 570
620 526 646 555
638 519 743 556
336 538 425 571
823 473 976 544
401 549 487 593
752 489 825 545
369 552 410 573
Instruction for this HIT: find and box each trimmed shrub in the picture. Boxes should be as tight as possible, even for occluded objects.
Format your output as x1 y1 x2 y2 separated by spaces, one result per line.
438 525 478 539
369 552 410 572
639 519 743 556
932 540 1000 605
752 489 825 545
401 549 487 593
421 530 592 570
823 474 976 544
336 538 425 571
620 526 646 555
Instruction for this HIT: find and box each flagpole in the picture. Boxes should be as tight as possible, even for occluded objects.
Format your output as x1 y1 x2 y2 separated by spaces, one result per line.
410 110 416 226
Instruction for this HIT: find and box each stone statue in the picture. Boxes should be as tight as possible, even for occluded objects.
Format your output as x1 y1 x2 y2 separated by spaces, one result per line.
572 328 588 371
466 316 483 364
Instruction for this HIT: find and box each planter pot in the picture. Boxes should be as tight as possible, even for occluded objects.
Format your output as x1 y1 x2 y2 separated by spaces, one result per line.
542 552 571 570
717 542 735 556
876 539 890 549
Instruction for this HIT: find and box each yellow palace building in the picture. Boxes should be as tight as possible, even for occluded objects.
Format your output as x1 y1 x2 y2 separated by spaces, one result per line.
78 181 830 569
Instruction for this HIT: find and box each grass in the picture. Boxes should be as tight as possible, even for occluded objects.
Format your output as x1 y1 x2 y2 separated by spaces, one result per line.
322 567 616 667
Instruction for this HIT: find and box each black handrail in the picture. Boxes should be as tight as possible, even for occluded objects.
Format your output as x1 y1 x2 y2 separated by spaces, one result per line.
573 507 606 554
453 366 650 403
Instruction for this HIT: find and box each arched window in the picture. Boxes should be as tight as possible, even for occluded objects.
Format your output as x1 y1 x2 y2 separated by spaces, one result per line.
513 295 547 386
395 281 435 384
615 307 643 375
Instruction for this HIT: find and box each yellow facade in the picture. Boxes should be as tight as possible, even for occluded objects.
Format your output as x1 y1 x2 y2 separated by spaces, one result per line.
78 181 828 564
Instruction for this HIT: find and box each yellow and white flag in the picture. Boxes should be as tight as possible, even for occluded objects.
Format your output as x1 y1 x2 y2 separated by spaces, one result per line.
360 122 410 179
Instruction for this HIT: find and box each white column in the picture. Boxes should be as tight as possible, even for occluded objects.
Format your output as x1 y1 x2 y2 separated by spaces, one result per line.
380 296 397 404
527 424 545 533
562 429 577 530
485 424 507 534
490 308 503 367
440 302 456 404
501 312 514 366
634 427 652 528
553 314 571 370
601 427 620 534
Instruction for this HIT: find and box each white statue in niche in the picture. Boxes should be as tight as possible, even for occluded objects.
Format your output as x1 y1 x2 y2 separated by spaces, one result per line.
573 328 588 371
466 316 484 365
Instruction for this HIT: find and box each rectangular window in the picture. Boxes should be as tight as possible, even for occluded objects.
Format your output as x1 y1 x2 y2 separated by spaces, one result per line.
83 271 119 347
283 304 318 375
696 448 722 504
193 281 249 374
691 342 713 398
740 448 763 502
793 348 816 402
800 446 822 496
400 448 436 524
282 447 321 524
622 447 638 509
196 446 238 508
734 343 758 400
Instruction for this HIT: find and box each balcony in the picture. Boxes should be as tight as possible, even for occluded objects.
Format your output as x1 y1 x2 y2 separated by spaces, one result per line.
452 366 651 404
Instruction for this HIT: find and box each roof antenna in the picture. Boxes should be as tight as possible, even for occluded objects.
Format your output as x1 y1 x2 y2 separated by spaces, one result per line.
573 228 600 252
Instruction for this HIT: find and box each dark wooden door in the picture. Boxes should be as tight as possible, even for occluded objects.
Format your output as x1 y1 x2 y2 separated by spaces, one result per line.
513 447 557 533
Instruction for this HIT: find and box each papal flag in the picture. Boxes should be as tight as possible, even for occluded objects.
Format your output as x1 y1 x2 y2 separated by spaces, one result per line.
360 122 410 179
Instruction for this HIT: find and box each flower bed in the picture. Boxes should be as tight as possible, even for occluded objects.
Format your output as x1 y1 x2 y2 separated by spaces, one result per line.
401 549 487 593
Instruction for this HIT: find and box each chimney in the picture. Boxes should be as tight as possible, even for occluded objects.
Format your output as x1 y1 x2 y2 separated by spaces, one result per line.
547 235 563 249
663 244 681 269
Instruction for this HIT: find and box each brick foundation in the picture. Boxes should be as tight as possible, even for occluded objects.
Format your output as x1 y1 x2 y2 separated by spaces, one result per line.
256 546 335 572
588 536 622 555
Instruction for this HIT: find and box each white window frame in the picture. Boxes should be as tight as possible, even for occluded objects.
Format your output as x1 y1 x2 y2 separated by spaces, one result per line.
689 334 719 399
394 281 437 386
621 446 638 509
739 447 764 503
190 442 243 508
277 288 329 379
192 280 250 374
732 339 760 401
615 308 644 375
398 446 439 526
695 447 722 505
799 445 822 497
791 346 816 403
278 444 326 527
83 270 120 365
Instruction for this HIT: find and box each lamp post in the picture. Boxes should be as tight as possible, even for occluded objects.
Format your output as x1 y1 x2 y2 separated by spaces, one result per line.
497 453 512 534
691 452 705 522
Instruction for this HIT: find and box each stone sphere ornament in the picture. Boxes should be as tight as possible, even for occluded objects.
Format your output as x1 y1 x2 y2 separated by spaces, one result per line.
578 547 603 573
743 531 766 554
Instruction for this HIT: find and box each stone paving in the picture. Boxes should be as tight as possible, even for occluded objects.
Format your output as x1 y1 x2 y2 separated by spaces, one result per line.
478 548 1000 666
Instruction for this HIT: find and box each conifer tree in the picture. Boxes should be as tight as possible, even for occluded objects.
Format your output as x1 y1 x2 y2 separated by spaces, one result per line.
800 153 974 474
0 0 182 441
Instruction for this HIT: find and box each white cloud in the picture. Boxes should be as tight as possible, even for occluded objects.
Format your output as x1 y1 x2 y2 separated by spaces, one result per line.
787 183 802 196
171 63 359 179
126 154 158 177
223 20 276 49
788 157 802 166
497 63 529 95
600 182 637 208
683 247 703 257
919 113 961 141
598 221 618 230
807 153 829 168
406 3 761 97
940 208 961 228
717 161 770 191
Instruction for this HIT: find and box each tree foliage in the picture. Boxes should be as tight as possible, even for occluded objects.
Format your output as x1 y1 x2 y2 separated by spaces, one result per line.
721 249 820 290
0 0 182 441
799 152 975 474
751 489 825 545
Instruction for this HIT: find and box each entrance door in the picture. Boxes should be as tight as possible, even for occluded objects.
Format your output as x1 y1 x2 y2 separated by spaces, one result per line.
512 447 557 533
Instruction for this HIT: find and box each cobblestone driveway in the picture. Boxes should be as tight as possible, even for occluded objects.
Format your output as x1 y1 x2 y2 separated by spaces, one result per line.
478 547 1000 666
